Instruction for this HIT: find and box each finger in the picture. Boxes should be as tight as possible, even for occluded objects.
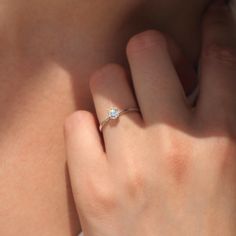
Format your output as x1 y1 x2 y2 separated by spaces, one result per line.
89 64 143 155
126 30 190 124
64 111 107 206
197 1 236 122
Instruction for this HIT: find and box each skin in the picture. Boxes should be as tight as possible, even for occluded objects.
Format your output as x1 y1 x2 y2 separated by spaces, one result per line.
65 1 236 235
0 0 214 235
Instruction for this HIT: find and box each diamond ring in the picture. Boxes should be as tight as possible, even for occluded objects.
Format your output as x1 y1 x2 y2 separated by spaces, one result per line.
99 107 140 132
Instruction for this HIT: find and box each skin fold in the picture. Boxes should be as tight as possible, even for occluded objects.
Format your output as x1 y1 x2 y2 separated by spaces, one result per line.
0 0 216 235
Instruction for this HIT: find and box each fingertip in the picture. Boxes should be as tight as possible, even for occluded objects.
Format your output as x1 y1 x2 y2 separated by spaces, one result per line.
65 110 94 129
64 110 104 159
126 30 167 55
64 110 96 139
64 110 84 133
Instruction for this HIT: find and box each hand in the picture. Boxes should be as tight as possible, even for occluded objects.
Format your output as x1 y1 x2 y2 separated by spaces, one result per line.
65 1 236 236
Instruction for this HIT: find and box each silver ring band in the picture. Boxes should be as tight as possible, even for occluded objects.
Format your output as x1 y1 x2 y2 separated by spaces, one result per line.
99 107 140 132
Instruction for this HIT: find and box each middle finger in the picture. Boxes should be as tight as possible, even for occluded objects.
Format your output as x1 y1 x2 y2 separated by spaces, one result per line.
127 30 190 125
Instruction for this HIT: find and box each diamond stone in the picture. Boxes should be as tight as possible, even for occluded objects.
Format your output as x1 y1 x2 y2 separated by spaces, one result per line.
108 107 120 119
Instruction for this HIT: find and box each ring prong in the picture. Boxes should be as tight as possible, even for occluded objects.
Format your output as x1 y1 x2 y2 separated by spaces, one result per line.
108 107 120 120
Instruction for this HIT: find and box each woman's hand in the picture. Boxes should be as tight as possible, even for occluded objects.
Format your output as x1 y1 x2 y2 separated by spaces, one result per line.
65 1 236 236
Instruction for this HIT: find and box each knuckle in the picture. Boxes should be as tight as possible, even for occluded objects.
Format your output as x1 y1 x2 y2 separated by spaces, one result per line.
127 29 167 54
204 43 236 68
165 152 189 184
89 63 126 91
162 134 190 184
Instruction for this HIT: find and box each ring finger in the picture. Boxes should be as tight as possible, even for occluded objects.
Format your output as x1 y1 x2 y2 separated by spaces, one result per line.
89 63 143 156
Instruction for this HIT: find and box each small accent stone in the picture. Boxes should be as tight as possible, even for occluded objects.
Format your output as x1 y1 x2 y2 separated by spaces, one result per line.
108 107 120 119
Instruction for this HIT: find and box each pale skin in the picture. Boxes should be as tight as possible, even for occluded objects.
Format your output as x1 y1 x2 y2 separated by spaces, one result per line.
0 0 230 235
65 1 236 235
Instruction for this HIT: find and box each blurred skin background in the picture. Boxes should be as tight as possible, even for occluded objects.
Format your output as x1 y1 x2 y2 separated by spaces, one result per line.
0 0 232 235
